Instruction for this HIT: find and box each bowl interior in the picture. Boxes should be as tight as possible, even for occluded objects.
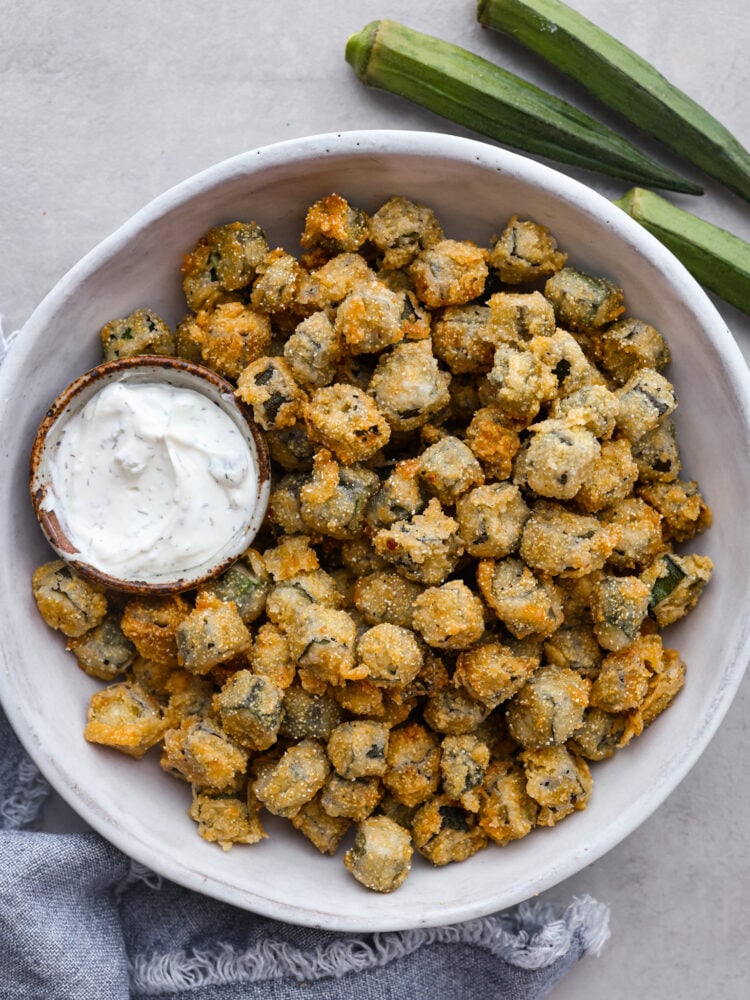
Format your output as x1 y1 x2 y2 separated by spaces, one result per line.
1 131 749 931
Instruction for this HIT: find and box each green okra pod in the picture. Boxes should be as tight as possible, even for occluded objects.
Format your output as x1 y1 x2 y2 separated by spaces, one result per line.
615 187 750 315
477 0 750 202
345 19 701 194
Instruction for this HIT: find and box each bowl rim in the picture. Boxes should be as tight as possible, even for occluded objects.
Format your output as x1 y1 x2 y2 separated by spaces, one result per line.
2 128 750 930
28 354 271 595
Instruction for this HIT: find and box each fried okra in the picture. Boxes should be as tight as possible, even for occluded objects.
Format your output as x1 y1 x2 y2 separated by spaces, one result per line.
456 483 530 558
487 216 567 284
321 773 382 822
382 722 441 807
184 302 271 380
519 502 620 578
254 739 330 818
236 356 307 431
278 684 344 741
368 195 444 270
292 794 351 855
182 221 269 312
283 311 342 390
250 248 304 314
300 193 369 258
630 417 682 483
477 558 563 640
520 746 593 826
344 815 413 892
423 686 490 736
477 761 538 845
593 317 671 385
66 612 136 681
327 721 390 779
413 581 485 651
516 419 601 501
637 480 712 543
175 593 251 674
464 407 521 480
100 308 173 361
417 435 484 505
589 575 651 652
505 664 590 749
190 786 267 850
161 718 248 789
412 795 488 866
373 498 464 586
410 239 488 309
369 340 451 432
615 369 677 442
353 570 424 630
431 304 496 374
544 267 625 331
357 623 423 688
487 291 556 346
198 551 270 625
601 497 665 572
302 384 390 463
32 561 108 638
550 384 620 441
299 450 380 539
454 640 538 709
366 459 426 531
440 734 490 812
84 681 167 758
287 604 360 688
641 551 713 628
214 671 284 751
335 279 408 355
567 707 631 761
484 343 557 426
120 594 189 667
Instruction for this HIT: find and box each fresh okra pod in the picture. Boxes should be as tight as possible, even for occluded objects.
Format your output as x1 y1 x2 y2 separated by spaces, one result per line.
345 19 701 194
615 188 750 316
477 0 750 203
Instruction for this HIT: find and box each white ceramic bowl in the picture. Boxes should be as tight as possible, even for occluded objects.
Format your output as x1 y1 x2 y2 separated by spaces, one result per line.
1 130 749 932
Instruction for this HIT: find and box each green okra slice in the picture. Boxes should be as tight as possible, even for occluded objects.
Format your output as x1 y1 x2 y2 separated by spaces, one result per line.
345 19 701 194
477 0 750 201
615 187 750 315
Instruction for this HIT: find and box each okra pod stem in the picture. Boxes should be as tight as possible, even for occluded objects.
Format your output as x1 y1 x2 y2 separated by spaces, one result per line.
615 188 750 315
477 0 750 202
345 20 702 194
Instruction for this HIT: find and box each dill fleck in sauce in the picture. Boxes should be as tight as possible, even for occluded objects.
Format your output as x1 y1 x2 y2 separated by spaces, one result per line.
44 380 258 580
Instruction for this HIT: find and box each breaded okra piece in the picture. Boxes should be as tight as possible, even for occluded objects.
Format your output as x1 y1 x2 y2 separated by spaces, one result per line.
382 722 441 808
589 635 663 714
574 438 639 514
422 686 490 736
32 561 108 638
550 383 620 441
366 459 426 531
477 760 539 845
343 815 414 892
641 551 713 627
302 384 390 463
100 308 174 361
411 795 488 866
300 193 369 258
356 623 423 688
630 417 682 483
542 624 603 678
487 216 567 284
327 721 390 779
299 450 380 540
161 718 248 790
175 593 251 675
120 594 190 667
567 707 631 761
464 407 521 481
182 221 269 312
590 575 651 652
369 339 451 433
66 612 136 681
283 310 342 390
198 550 270 625
412 581 486 651
335 278 407 355
431 304 496 374
515 419 601 501
454 639 538 709
368 195 444 270
278 684 344 742
476 557 563 640
214 670 284 751
250 248 304 314
544 266 625 331
266 423 316 472
353 570 424 630
615 368 677 442
520 746 593 826
254 739 330 818
637 479 712 543
519 502 620 578
236 356 307 431
483 342 558 427
189 786 267 850
600 497 665 572
373 498 464 586
505 664 591 749
409 239 488 309
287 604 361 689
592 316 671 385
417 435 485 505
486 290 556 347
291 794 351 855
440 734 491 812
183 302 271 381
456 483 531 559
320 773 383 822
84 681 167 759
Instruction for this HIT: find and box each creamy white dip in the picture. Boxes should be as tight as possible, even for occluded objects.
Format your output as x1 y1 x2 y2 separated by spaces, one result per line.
44 380 259 580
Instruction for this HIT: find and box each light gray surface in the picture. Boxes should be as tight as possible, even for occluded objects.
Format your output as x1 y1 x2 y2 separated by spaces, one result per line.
1 0 748 995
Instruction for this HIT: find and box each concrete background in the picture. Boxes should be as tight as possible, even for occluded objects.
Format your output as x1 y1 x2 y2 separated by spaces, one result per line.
1 1 748 995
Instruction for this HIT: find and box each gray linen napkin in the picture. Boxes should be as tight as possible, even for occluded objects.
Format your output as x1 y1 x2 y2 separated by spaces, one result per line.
0 323 609 1000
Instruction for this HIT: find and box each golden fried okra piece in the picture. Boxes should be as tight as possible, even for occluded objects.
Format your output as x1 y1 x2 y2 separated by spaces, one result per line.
641 551 713 628
589 635 662 714
601 497 665 572
302 384 390 463
279 684 344 742
173 313 204 363
515 419 601 501
66 612 136 681
292 794 351 855
184 302 271 381
263 535 319 583
520 745 593 826
483 343 558 427
254 739 330 818
373 498 464 586
120 594 189 666
639 645 686 728
590 575 651 652
575 438 639 514
454 640 538 709
477 558 563 640
189 786 267 850
344 815 413 892
519 502 620 578
464 407 521 481
340 538 388 577
567 707 631 761
236 356 307 431
550 383 620 440
214 670 284 751
250 248 304 314
381 722 441 807
296 253 373 313
487 290 556 346
423 686 490 736
431 304 496 374
161 718 248 789
32 561 108 638
175 593 251 675
299 450 380 540
544 267 625 331
456 483 530 559
505 664 591 749
409 239 488 309
162 669 215 728
100 308 173 361
412 581 485 651
440 734 490 812
283 310 342 390
353 570 424 630
369 339 452 432
593 316 671 385
287 605 361 688
366 459 426 531
368 195 444 270
487 216 567 284
356 623 423 688
615 368 678 443
335 279 407 355
412 795 488 866
182 221 269 312
266 423 316 472
265 569 344 629
84 681 167 758
637 480 712 543
529 329 602 398
417 435 485 505
543 624 603 678
246 622 294 689
198 551 270 625
300 193 369 257
321 773 383 822
477 760 539 845
267 473 310 535
327 721 390 780
630 417 681 483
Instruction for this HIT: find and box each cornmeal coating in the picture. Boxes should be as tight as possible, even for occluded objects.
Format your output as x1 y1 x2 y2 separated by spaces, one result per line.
357 623 423 688
266 424 316 472
520 746 592 826
411 795 488 866
574 438 639 514
516 419 601 501
84 681 167 758
641 552 713 628
487 216 567 284
593 316 671 385
417 435 485 505
278 684 343 741
184 302 271 381
601 497 665 572
484 343 557 426
353 570 424 630
487 290 556 348
464 407 520 481
505 664 590 749
182 221 269 312
120 594 190 667
198 551 270 625
335 278 407 355
296 253 373 312
343 815 413 892
590 575 651 652
637 480 712 543
283 310 342 390
589 634 663 714
236 356 307 431
32 561 108 638
175 593 251 675
292 794 351 855
287 604 360 688
302 384 390 463
550 384 620 440
529 330 601 398
477 760 539 845
66 612 136 681
454 640 538 709
214 670 284 751
440 734 491 812
254 739 330 818
519 502 621 578
410 239 488 309
327 721 390 779
381 722 441 808
412 581 485 651
544 267 625 331
321 773 383 822
101 308 173 361
190 786 267 851
265 570 344 629
456 483 530 559
615 368 677 443
368 195 444 270
366 459 426 531
630 417 682 483
161 718 248 789
250 248 304 314
369 340 451 432
422 686 490 736
477 558 563 640
299 450 380 540
300 193 369 257
567 707 631 761
373 498 464 586
431 304 496 374
543 624 603 678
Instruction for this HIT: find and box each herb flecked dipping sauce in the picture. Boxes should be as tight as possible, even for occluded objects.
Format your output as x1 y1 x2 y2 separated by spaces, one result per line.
42 379 260 581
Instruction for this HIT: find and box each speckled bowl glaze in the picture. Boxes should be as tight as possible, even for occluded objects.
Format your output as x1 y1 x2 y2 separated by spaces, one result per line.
29 355 271 595
1 131 749 932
